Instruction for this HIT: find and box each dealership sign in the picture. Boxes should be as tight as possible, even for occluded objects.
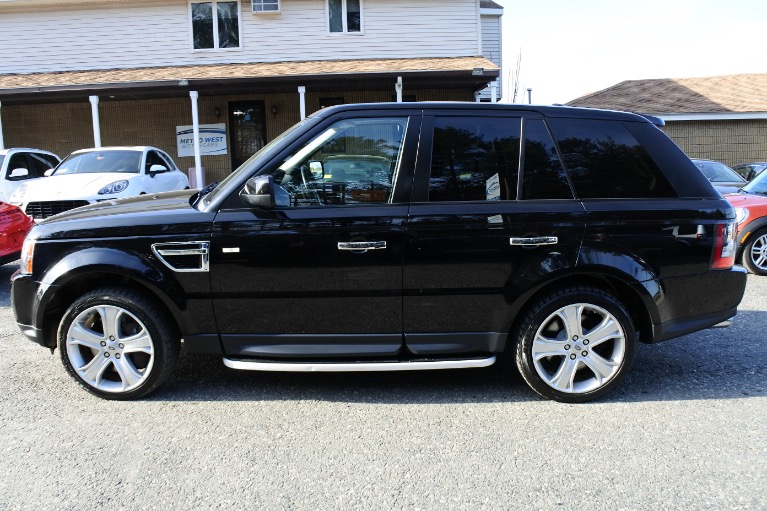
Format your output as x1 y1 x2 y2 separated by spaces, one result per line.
176 123 227 157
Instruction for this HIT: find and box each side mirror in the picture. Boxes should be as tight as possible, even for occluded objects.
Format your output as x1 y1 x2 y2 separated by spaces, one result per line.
44 169 55 177
309 161 324 180
240 175 290 208
149 164 168 175
8 168 29 179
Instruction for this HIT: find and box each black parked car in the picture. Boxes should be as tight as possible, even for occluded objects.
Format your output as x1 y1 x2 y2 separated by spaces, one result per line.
11 103 747 403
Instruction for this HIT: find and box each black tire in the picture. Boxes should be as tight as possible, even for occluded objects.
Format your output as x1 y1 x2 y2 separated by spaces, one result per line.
58 287 179 400
514 286 637 403
741 228 767 276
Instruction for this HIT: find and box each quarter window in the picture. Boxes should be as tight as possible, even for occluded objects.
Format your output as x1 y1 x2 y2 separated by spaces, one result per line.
328 0 362 33
548 119 676 199
429 117 521 202
275 117 407 207
191 1 241 50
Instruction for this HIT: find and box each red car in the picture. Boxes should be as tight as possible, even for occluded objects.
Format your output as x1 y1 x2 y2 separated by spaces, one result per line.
0 201 34 266
726 169 767 275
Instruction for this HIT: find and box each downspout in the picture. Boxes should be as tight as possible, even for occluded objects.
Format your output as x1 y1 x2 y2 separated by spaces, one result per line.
395 77 403 103
0 101 4 150
190 91 204 188
89 96 101 148
298 86 306 120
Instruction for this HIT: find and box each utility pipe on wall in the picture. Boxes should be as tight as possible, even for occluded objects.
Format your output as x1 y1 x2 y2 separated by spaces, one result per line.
0 101 4 150
395 77 403 103
89 96 101 148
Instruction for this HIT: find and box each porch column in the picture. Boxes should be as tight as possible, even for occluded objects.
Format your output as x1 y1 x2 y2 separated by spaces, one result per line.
298 86 306 120
189 91 204 188
89 96 102 148
490 82 498 103
0 101 4 150
395 76 403 103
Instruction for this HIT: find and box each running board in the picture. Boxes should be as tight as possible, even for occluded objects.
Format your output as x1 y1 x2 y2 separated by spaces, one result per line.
223 356 496 372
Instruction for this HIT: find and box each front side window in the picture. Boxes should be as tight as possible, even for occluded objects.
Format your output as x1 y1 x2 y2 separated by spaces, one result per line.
429 116 521 202
191 1 241 50
328 0 362 33
274 117 407 207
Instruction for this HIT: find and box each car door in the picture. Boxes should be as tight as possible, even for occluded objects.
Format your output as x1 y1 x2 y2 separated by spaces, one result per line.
403 113 586 356
143 150 175 192
209 112 420 358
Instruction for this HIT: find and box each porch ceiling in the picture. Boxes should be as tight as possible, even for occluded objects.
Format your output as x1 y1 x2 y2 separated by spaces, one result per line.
0 57 500 105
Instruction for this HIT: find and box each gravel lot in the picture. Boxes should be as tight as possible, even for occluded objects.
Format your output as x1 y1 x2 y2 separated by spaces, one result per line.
0 262 765 510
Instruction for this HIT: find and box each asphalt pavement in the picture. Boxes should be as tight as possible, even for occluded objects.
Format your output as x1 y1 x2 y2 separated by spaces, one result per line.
0 262 765 510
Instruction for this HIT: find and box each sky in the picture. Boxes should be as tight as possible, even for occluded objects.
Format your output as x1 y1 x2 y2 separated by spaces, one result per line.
497 0 767 104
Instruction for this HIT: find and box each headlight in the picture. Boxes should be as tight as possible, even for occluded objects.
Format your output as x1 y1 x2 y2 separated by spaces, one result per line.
19 237 35 275
735 207 749 225
10 183 27 202
98 180 129 195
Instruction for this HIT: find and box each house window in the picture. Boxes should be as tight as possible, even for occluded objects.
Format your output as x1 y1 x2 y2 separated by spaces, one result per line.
328 0 362 33
252 0 280 13
191 1 241 50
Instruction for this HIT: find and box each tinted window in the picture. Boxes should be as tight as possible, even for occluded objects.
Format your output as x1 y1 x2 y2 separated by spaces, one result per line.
6 153 28 180
429 116 521 201
522 119 572 200
28 153 55 178
549 119 676 199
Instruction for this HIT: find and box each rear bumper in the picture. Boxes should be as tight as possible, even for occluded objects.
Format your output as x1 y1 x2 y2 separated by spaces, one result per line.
648 266 748 343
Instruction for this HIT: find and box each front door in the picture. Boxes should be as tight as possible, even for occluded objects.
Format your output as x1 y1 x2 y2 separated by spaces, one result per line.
229 101 266 171
210 113 420 358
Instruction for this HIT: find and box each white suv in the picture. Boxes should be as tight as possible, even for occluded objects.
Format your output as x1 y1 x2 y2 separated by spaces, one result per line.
0 148 61 202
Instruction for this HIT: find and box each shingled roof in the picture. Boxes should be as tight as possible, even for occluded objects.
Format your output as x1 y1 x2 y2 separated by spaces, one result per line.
567 73 767 114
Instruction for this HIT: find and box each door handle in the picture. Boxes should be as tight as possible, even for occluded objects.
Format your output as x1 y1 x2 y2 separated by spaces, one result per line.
337 241 387 252
510 236 558 246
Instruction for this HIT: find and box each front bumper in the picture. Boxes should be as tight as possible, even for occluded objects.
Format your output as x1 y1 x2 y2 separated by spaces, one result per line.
11 270 52 348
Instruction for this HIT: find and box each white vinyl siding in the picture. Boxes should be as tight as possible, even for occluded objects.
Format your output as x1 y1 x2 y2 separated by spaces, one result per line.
0 0 480 74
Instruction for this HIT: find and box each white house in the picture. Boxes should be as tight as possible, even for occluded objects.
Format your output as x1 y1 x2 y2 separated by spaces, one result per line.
0 0 503 182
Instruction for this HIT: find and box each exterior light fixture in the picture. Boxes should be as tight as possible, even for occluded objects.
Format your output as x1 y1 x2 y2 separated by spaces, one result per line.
178 79 189 86
214 107 221 119
472 68 484 76
271 105 278 117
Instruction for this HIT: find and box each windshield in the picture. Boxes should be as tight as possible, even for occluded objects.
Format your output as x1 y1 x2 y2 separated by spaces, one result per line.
202 117 314 205
53 150 142 176
693 160 744 183
742 167 767 195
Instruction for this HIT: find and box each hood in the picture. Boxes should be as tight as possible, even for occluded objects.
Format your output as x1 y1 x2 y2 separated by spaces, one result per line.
29 189 215 240
15 173 139 201
724 192 767 208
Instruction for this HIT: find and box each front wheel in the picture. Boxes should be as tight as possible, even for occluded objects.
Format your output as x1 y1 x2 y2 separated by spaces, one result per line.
741 228 767 276
58 287 180 400
514 287 637 403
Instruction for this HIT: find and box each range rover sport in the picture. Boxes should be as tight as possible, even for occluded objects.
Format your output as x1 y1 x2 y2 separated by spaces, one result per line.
11 103 748 402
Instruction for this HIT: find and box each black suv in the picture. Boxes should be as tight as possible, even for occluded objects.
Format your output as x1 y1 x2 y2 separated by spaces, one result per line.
11 103 747 402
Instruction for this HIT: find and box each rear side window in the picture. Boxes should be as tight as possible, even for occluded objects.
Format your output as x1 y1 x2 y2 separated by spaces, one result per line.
548 118 676 199
429 116 521 201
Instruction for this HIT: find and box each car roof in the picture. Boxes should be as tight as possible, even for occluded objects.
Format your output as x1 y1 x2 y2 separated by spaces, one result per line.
310 102 654 124
0 147 58 156
70 146 159 155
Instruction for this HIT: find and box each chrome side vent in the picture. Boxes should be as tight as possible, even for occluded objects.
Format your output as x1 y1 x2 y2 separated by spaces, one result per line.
151 241 210 272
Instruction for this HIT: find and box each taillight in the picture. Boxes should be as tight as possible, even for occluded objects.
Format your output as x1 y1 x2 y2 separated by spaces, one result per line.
711 221 736 269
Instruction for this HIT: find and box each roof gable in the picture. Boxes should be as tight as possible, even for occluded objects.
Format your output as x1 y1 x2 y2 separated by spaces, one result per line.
568 73 767 114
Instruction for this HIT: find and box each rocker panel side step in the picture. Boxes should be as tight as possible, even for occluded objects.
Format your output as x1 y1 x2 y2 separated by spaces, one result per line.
223 356 496 372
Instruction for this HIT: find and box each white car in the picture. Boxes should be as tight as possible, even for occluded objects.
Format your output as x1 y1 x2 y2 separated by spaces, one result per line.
11 146 190 220
0 148 61 202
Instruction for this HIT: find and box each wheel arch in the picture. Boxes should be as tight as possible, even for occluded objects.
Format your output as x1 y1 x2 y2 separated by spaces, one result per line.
36 249 188 349
506 271 660 348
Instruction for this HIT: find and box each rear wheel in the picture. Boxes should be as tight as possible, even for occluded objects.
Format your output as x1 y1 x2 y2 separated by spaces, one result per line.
742 228 767 276
514 287 637 403
59 287 179 400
